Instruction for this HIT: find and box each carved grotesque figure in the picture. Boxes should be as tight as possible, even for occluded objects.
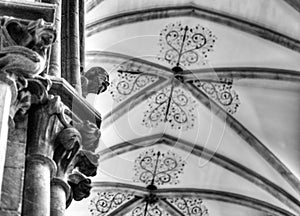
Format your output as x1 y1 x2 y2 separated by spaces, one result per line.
74 150 99 177
54 127 82 177
81 67 109 98
68 172 92 201
76 120 101 152
0 17 56 77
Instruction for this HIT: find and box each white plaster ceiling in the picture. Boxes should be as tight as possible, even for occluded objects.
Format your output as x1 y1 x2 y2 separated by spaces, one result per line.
67 0 300 215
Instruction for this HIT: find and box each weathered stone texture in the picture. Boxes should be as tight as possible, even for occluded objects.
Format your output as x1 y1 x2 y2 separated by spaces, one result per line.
0 119 27 214
0 168 24 211
0 209 20 216
4 141 26 169
7 127 27 144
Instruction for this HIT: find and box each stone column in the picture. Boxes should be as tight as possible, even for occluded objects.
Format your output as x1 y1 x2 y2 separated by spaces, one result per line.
22 96 63 216
43 0 62 77
0 76 16 200
61 0 81 94
51 178 70 216
79 0 85 75
22 155 56 216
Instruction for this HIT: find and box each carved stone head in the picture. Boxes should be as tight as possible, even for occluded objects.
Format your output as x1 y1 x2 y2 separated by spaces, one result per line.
27 19 56 54
68 172 92 201
81 67 109 97
77 120 101 152
75 150 99 177
0 18 56 77
55 127 82 150
54 127 82 176
3 18 56 52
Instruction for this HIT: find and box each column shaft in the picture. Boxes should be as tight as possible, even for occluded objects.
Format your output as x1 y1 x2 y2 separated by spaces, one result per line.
79 0 85 74
43 0 62 77
22 97 60 216
61 0 81 94
22 156 55 216
50 178 69 216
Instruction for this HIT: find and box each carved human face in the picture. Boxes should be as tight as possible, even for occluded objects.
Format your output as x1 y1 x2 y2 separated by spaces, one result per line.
75 154 98 177
73 179 92 201
88 74 109 94
79 121 101 152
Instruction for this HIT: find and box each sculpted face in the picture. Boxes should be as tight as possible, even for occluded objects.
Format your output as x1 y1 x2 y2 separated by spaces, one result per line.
85 67 110 95
0 18 56 77
36 29 56 49
73 178 92 201
76 157 98 176
30 20 56 53
78 121 101 152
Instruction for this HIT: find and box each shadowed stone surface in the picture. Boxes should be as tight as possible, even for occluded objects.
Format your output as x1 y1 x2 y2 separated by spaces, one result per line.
0 168 24 211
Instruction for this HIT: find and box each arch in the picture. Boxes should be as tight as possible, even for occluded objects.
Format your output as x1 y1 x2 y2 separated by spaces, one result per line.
97 133 300 213
102 78 169 129
283 0 300 13
185 82 300 196
86 51 173 77
180 67 300 82
92 182 296 216
86 5 300 52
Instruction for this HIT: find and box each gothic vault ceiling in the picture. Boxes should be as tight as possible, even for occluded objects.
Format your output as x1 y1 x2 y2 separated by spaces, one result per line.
67 0 300 215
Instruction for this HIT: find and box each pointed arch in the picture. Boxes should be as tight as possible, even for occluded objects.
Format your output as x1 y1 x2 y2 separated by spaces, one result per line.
86 5 300 52
92 182 296 216
97 133 300 213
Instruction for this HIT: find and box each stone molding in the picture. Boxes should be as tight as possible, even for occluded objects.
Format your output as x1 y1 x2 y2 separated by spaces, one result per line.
26 154 57 178
51 177 71 200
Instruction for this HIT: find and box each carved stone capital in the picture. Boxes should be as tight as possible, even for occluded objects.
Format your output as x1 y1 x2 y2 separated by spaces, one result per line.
0 16 56 126
81 67 109 98
4 74 51 126
0 17 56 77
26 95 67 156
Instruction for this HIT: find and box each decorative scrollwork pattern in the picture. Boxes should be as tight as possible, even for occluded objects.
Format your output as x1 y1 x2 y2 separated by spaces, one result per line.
110 61 159 103
110 72 159 103
167 197 209 216
89 191 134 216
192 78 240 114
134 149 185 186
125 203 170 216
142 86 197 130
158 22 216 67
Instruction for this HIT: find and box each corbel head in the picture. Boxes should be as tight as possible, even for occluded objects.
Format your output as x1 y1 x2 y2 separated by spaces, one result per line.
76 120 101 152
74 150 99 177
54 127 82 177
68 172 92 201
81 67 110 97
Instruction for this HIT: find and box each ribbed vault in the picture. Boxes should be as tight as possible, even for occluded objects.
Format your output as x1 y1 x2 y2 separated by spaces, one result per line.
67 1 300 216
